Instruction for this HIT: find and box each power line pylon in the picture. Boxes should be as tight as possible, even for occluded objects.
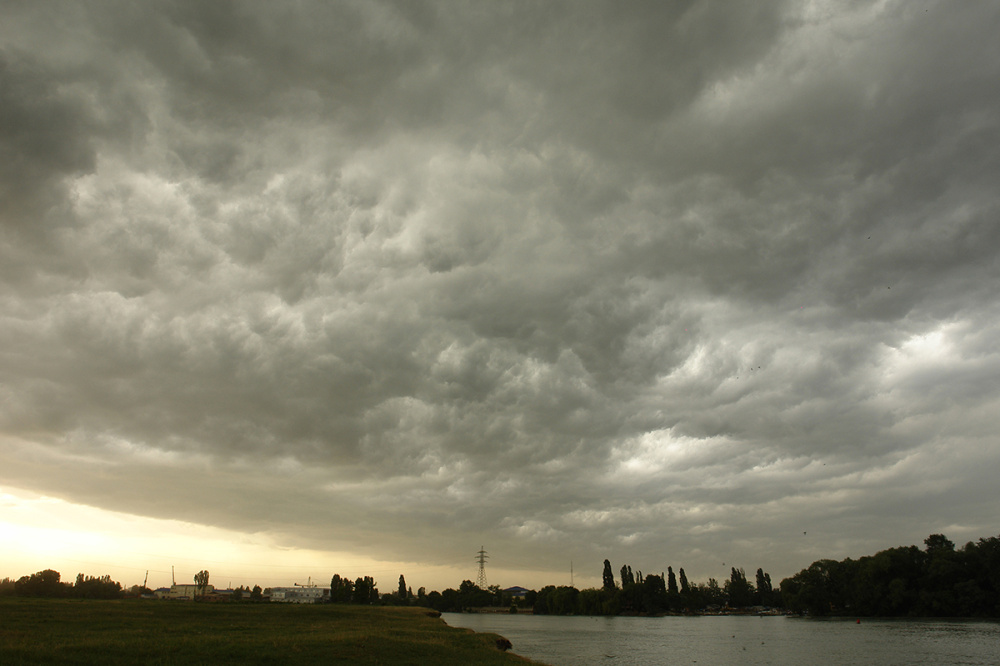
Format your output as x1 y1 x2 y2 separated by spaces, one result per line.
475 546 489 589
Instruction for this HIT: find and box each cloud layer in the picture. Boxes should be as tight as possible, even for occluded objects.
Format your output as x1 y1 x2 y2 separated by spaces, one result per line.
2 0 999 583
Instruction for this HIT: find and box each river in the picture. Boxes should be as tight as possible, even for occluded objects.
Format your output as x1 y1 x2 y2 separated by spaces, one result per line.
442 612 1000 665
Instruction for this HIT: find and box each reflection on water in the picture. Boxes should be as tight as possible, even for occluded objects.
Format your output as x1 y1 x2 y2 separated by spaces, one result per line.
443 613 1000 666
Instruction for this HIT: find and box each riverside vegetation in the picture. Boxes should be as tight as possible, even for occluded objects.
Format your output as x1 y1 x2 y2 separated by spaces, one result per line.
418 533 1000 618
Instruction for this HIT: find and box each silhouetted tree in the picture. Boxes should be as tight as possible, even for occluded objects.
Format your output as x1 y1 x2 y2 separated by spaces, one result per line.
641 574 668 612
700 577 725 607
781 559 848 615
533 586 580 615
679 568 690 594
15 570 68 598
755 568 776 606
352 576 378 604
667 567 678 595
329 574 353 603
194 570 210 597
73 573 122 599
398 575 407 599
602 560 616 592
456 579 491 608
439 588 458 610
726 567 754 607
425 589 444 609
353 577 368 603
924 534 955 554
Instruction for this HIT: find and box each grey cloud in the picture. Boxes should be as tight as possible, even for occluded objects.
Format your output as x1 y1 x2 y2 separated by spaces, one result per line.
2 0 999 584
0 50 97 217
0 49 97 289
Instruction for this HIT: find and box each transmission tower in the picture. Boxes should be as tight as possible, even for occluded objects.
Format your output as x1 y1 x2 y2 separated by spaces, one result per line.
475 546 489 588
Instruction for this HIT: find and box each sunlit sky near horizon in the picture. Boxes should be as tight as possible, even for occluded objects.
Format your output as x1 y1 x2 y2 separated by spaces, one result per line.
2 0 999 595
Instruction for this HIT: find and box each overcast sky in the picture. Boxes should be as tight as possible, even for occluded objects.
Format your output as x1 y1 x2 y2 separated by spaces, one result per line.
2 0 999 592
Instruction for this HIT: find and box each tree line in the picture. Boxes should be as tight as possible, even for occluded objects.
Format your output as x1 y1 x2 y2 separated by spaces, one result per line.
361 563 781 615
378 533 1000 617
326 574 514 612
780 534 1000 617
0 569 267 601
7 532 998 617
3 570 125 600
327 573 380 604
529 560 780 616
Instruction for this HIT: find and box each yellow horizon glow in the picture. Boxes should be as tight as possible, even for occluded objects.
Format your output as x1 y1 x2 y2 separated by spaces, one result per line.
0 487 571 592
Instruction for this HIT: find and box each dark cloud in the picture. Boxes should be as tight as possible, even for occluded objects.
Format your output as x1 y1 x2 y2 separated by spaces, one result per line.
2 0 999 584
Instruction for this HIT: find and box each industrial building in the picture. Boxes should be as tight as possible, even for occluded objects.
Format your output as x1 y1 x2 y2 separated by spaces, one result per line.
268 585 328 604
153 584 215 600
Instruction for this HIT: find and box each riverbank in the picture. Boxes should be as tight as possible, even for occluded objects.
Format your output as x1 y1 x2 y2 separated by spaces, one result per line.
0 597 543 664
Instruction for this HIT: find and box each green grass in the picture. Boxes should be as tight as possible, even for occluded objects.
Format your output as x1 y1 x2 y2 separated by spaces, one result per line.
0 598 543 665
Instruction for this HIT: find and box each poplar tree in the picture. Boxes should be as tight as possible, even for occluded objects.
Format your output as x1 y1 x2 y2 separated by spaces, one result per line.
755 568 773 605
602 560 616 592
667 567 679 595
194 570 210 597
726 567 754 607
353 577 370 604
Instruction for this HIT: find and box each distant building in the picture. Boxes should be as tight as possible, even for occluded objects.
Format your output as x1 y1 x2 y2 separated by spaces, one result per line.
201 589 236 602
503 586 531 600
269 586 329 604
155 584 215 600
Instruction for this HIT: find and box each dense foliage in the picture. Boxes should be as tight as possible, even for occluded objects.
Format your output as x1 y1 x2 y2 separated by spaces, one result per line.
327 573 381 604
531 562 781 616
417 580 510 612
780 534 1000 616
12 569 123 600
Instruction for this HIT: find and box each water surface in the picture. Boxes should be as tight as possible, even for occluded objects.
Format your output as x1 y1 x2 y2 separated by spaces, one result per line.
443 613 1000 665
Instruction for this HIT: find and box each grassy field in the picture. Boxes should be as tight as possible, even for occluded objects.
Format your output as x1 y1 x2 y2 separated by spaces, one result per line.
0 597 543 665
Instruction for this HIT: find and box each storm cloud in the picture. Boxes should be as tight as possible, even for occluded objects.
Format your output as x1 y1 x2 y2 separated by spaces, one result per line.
2 0 999 585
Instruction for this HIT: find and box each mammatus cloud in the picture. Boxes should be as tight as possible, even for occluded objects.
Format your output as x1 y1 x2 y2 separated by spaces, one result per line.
2 1 999 586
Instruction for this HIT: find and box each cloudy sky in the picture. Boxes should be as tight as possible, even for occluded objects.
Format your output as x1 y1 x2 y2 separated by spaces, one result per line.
2 0 999 593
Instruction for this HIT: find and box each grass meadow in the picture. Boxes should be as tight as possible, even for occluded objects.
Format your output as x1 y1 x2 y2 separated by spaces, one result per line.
0 597 541 665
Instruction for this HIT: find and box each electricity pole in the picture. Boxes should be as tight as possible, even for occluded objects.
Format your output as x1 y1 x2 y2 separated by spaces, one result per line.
476 546 489 589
